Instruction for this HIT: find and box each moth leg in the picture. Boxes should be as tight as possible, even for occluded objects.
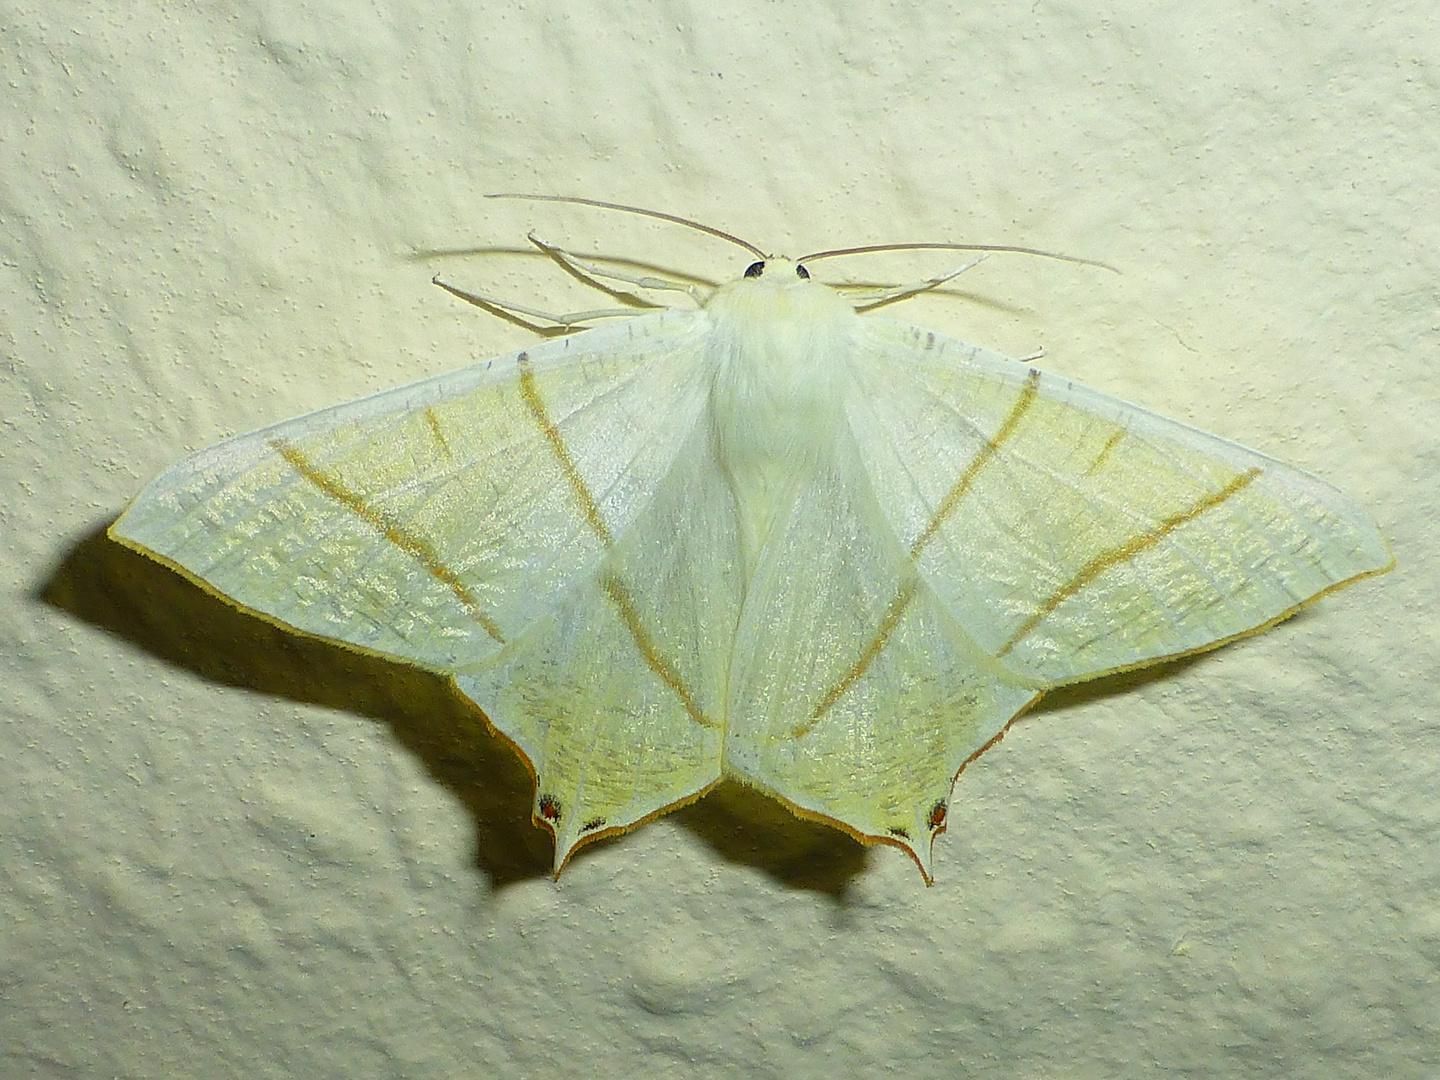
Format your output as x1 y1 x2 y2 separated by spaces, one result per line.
838 255 990 313
527 232 710 307
431 277 640 334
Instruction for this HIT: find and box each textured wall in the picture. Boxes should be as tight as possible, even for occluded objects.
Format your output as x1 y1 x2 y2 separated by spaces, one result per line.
4 2 1436 1077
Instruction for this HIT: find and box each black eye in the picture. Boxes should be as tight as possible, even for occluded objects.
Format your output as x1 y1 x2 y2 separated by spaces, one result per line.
744 261 765 278
796 264 809 279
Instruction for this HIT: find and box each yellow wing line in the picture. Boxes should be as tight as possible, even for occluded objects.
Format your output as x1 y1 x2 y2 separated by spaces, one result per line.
799 372 1041 735
1085 427 1126 476
996 466 1263 657
515 357 713 729
792 576 919 738
600 572 719 729
517 353 615 547
908 368 1041 560
270 439 506 645
424 407 453 459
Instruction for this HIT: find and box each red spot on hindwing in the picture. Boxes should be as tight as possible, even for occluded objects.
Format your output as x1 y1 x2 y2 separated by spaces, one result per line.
928 801 948 831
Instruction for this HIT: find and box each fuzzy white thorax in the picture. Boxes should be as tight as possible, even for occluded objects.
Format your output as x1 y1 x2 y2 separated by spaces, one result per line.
704 260 861 577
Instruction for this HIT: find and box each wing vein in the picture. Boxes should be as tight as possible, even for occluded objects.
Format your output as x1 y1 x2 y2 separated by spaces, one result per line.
271 439 506 644
794 576 919 737
997 467 1263 657
518 353 615 547
909 369 1041 559
600 572 718 729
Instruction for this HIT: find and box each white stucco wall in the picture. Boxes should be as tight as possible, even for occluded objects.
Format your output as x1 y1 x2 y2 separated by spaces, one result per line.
3 2 1436 1076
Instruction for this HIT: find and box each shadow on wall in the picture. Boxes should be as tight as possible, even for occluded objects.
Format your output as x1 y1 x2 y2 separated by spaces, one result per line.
39 523 879 897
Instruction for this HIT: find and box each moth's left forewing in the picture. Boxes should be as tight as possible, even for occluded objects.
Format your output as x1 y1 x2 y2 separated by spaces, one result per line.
112 312 715 672
847 318 1391 687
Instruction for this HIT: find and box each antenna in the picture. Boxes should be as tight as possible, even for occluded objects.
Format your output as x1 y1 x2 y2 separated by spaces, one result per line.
486 194 767 260
799 242 1117 273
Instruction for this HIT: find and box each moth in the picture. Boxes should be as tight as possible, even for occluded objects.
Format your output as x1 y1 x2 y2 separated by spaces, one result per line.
112 197 1390 880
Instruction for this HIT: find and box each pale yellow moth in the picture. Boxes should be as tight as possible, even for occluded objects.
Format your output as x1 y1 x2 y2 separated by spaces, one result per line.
111 197 1391 882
